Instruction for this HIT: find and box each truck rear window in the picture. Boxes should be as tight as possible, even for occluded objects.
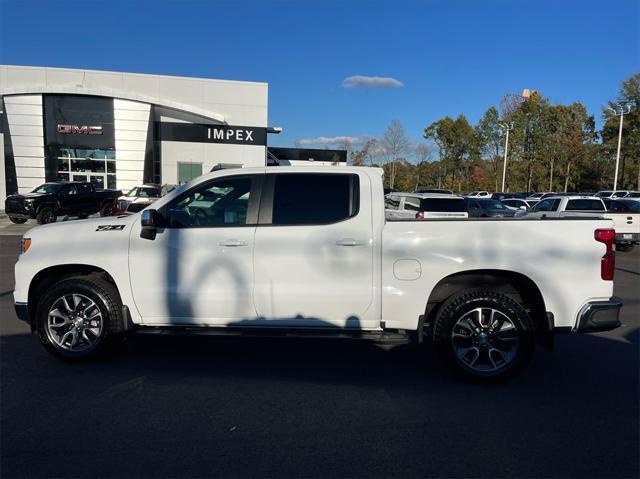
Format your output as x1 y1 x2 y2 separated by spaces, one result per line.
566 199 604 211
272 173 359 225
419 198 466 212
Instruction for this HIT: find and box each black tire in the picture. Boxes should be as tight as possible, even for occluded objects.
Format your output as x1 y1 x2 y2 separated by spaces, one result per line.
35 274 123 361
36 207 56 225
100 203 113 217
433 289 535 384
9 217 27 224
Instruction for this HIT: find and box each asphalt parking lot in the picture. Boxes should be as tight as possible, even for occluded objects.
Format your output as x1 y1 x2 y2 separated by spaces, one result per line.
0 234 638 478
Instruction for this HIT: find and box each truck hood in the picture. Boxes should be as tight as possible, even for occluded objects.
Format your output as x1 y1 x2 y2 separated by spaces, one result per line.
7 192 49 200
24 214 137 239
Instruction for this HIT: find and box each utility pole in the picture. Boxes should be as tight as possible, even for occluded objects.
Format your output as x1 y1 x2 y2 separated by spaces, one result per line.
606 104 632 190
499 122 513 192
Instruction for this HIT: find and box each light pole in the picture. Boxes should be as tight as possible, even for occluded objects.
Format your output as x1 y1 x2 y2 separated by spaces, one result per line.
499 122 513 192
606 104 632 190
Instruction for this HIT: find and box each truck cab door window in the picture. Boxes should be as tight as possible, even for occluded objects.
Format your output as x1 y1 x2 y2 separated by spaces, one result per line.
532 199 558 212
164 177 255 228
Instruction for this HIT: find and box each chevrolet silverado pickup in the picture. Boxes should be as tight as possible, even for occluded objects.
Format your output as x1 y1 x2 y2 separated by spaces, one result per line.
13 167 623 382
5 182 122 224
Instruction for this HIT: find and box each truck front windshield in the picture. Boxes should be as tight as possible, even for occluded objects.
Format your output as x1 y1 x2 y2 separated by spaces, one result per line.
127 187 160 198
32 184 61 194
479 199 508 210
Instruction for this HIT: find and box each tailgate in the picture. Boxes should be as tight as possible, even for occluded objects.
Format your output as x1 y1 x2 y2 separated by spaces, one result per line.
603 213 640 237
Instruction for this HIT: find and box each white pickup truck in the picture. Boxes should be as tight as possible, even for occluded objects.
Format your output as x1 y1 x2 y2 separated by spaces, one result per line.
527 196 640 250
13 167 623 382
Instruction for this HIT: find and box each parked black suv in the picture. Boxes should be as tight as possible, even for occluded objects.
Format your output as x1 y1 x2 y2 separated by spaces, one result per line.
5 182 123 225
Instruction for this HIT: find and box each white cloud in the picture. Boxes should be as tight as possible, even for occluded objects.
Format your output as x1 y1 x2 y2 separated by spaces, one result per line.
341 75 404 89
295 135 373 146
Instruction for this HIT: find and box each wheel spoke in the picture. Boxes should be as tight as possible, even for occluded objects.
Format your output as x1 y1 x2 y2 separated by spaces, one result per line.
72 294 82 311
489 347 509 368
467 347 480 366
457 316 477 335
49 320 70 329
60 330 73 347
487 348 499 369
61 296 73 312
49 308 68 321
81 330 94 346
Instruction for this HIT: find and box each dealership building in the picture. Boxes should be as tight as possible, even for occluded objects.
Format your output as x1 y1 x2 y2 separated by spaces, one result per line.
0 65 347 210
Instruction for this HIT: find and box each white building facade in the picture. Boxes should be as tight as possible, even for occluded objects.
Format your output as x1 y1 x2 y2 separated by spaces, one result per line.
0 65 269 209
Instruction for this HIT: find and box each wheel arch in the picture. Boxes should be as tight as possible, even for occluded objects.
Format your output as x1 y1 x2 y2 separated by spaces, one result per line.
35 202 56 214
28 264 119 322
423 269 553 350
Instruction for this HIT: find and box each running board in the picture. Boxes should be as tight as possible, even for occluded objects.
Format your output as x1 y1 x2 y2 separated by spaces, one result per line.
134 325 412 344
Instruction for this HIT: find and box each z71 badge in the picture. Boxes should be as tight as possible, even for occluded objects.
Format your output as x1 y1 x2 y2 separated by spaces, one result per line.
96 225 126 231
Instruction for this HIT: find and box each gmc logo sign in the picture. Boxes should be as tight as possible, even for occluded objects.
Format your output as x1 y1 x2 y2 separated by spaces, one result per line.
57 124 103 135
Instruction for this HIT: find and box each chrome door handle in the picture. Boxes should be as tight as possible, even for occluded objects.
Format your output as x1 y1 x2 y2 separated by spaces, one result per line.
336 238 365 247
219 239 248 247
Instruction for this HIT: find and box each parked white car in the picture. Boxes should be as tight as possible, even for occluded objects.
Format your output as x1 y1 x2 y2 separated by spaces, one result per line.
526 192 555 201
13 167 622 383
385 192 468 219
500 198 538 211
466 191 491 198
113 184 162 215
594 190 634 199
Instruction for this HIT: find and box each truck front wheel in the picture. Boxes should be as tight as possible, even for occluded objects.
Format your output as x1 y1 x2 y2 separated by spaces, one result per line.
36 207 56 225
35 275 123 360
432 289 535 383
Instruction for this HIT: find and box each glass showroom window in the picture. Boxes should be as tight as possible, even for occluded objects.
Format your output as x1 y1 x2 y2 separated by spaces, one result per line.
56 148 116 189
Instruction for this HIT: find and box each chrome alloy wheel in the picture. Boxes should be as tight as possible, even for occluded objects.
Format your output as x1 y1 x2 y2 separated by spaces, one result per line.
451 307 519 373
46 294 103 352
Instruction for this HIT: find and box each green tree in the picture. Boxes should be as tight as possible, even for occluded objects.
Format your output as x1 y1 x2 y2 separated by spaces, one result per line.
475 106 503 191
424 115 478 192
601 72 640 190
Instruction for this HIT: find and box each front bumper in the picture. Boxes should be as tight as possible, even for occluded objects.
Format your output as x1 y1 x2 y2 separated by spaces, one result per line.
576 297 623 333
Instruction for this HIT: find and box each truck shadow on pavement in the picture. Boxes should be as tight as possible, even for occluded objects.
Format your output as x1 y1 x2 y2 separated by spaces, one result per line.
1 327 638 478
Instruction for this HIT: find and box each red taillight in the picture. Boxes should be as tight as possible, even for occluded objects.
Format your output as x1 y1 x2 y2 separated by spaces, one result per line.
416 211 424 219
595 228 616 281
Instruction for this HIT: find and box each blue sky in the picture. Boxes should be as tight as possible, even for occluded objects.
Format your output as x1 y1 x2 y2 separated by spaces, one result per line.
1 0 638 151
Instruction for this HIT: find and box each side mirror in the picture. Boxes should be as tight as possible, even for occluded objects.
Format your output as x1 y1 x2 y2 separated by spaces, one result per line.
141 209 156 227
140 209 158 240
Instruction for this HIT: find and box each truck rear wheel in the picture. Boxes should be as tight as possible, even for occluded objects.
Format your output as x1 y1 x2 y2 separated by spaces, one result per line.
9 217 27 224
35 275 123 360
36 207 56 225
432 289 535 383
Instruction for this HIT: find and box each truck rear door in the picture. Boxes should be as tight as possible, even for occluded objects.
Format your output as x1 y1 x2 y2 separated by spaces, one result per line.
252 171 377 329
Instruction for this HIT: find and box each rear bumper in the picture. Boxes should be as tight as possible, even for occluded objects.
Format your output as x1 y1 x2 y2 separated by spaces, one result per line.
576 297 623 333
616 233 640 243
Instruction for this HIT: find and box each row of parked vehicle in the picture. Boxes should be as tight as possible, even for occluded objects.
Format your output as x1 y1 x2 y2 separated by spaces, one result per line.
385 188 640 250
5 182 174 225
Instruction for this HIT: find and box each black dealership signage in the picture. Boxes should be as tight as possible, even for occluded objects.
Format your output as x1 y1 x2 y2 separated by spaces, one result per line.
157 122 267 146
44 95 115 150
